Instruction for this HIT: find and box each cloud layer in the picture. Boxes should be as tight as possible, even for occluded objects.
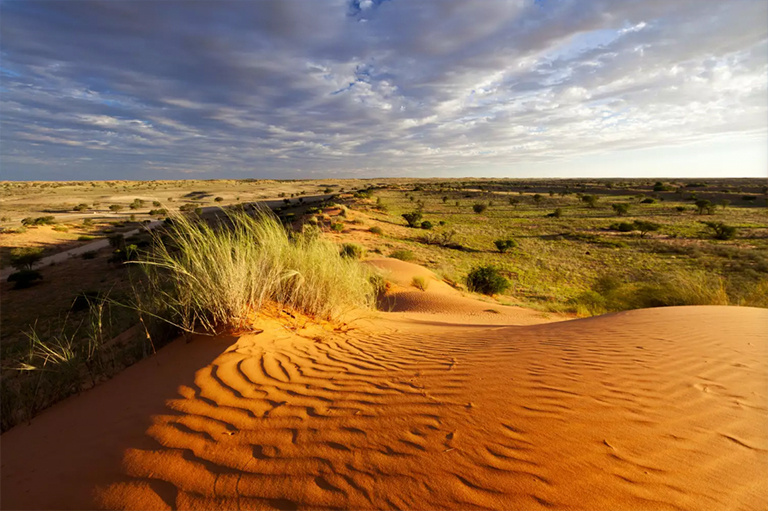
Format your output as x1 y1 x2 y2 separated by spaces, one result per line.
1 0 766 180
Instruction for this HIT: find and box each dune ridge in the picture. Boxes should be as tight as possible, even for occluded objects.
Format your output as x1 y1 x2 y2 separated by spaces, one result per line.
1 283 766 510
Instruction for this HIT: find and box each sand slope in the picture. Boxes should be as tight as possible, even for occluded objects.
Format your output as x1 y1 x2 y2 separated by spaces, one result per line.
2 291 766 509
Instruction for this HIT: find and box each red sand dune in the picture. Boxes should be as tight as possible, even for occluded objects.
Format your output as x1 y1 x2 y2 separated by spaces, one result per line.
2 261 766 510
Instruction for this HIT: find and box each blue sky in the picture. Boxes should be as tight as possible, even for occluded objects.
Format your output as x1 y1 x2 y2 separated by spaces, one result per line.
1 0 766 181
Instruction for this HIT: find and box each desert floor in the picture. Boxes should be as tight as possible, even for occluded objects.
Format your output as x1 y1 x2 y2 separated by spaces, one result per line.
2 260 766 510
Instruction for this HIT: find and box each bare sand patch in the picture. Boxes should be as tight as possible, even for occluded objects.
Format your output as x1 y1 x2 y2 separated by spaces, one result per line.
2 291 766 510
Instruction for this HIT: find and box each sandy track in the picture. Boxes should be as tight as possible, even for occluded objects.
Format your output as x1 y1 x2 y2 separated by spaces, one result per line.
2 303 766 510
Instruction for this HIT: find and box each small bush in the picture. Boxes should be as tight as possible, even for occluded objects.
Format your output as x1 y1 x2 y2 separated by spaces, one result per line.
340 243 365 259
466 266 510 295
411 276 429 291
421 221 433 230
52 225 69 233
369 226 383 235
390 249 415 261
675 206 687 213
330 222 344 232
494 239 517 253
109 204 123 212
472 203 487 214
640 198 656 204
7 269 43 289
73 203 89 212
214 197 224 202
546 208 562 218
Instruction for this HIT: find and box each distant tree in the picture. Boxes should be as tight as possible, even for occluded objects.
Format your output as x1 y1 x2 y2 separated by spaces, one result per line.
9 247 44 270
633 220 661 238
582 195 598 208
532 194 543 205
442 196 448 203
718 199 730 210
702 221 737 240
612 203 630 216
472 203 488 214
695 199 714 215
402 211 423 228
73 203 89 212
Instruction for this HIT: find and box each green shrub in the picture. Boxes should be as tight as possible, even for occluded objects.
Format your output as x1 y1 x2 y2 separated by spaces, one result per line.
675 206 687 213
7 269 43 289
390 249 415 261
466 265 510 295
633 220 661 237
136 210 377 330
411 276 429 291
214 197 224 202
472 203 487 214
493 239 517 253
109 204 123 212
330 222 344 232
695 199 714 214
52 225 69 232
73 203 89 212
402 211 423 227
369 226 383 235
640 198 656 204
421 220 433 230
340 243 365 259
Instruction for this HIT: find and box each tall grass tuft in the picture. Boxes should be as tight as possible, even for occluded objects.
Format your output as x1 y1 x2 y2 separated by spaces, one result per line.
136 209 376 332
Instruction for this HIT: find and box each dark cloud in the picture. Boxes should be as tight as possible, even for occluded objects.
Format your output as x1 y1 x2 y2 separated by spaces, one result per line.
0 0 765 180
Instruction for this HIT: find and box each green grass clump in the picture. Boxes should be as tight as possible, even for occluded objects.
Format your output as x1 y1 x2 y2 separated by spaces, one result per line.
369 226 383 235
340 243 365 259
390 249 415 261
136 209 376 331
411 276 429 291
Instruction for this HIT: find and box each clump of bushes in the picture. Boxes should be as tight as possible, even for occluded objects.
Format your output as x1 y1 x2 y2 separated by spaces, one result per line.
472 203 488 214
21 216 55 226
330 222 344 232
466 265 510 295
390 249 415 261
421 221 433 230
494 239 517 253
148 209 168 216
